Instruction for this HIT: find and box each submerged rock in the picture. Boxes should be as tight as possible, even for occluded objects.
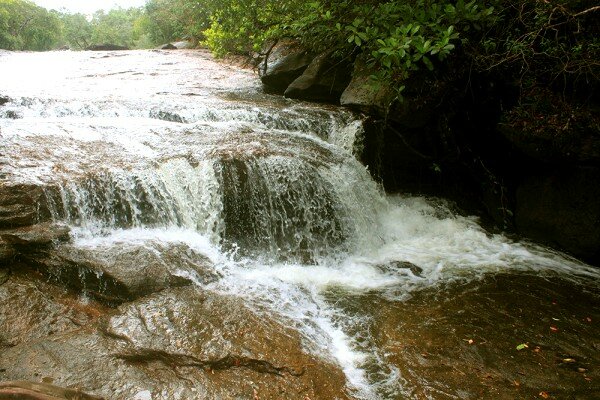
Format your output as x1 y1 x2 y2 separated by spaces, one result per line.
0 268 9 285
383 261 424 277
371 273 600 399
0 381 104 400
0 287 351 400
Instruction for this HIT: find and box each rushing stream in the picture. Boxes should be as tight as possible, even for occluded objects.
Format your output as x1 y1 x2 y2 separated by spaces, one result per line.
1 50 598 399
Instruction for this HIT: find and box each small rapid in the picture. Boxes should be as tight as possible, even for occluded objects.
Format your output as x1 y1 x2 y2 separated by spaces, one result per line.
1 50 598 399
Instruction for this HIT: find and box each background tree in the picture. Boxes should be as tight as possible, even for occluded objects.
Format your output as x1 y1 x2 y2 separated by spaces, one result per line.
0 0 62 50
59 12 92 49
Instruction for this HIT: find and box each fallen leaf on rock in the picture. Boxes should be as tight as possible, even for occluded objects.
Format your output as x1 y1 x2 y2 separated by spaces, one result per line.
539 391 550 398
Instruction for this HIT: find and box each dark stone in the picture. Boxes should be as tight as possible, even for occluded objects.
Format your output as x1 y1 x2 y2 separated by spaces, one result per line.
0 96 9 106
3 110 21 119
341 57 439 129
0 381 104 400
284 51 352 103
381 261 424 277
498 123 600 165
515 167 600 263
159 43 178 50
86 44 129 51
259 41 314 93
214 158 346 262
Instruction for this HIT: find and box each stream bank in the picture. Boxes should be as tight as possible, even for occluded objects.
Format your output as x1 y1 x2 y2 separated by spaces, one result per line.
258 41 600 265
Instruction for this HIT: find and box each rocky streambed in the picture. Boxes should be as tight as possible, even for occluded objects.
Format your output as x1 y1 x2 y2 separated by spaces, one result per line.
0 50 599 399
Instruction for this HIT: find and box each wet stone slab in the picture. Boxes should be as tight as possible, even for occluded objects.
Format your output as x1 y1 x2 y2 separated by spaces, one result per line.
0 286 351 400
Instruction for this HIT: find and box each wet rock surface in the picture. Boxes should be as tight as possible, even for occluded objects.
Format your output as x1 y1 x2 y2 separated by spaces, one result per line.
21 242 218 304
0 286 351 400
0 238 16 264
369 273 600 399
0 184 50 229
1 223 70 246
0 381 104 400
0 273 106 348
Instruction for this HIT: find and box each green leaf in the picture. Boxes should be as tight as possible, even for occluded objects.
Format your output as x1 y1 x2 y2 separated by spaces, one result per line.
422 55 433 70
516 343 529 351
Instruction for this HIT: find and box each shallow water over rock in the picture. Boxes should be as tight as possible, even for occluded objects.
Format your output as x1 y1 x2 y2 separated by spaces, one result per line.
0 50 598 399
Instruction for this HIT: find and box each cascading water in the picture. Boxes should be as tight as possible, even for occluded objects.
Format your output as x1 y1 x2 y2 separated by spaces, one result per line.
1 50 598 399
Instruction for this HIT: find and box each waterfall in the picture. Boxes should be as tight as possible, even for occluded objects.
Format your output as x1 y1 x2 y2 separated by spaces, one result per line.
1 50 598 400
